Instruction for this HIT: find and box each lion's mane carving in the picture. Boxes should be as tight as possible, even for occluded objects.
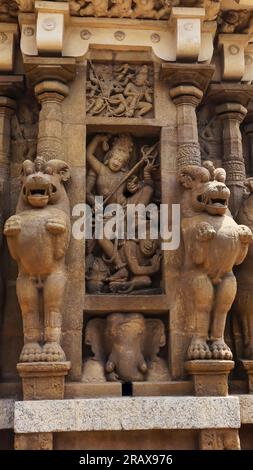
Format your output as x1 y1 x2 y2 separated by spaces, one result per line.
4 156 71 362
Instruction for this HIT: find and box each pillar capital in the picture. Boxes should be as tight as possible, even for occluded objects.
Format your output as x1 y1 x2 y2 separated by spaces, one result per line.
216 102 248 123
160 63 215 95
34 80 69 102
170 85 203 107
205 83 253 109
23 57 76 86
0 75 24 100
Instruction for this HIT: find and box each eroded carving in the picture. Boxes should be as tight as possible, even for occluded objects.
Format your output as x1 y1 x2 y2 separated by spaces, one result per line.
11 97 39 162
234 179 253 359
4 157 71 362
87 62 153 118
177 161 252 361
85 133 161 294
218 9 253 34
0 0 18 22
82 313 170 382
70 0 174 19
199 429 240 450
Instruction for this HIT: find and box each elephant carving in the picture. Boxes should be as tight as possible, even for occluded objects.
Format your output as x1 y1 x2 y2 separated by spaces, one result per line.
82 313 170 382
178 161 252 361
233 178 253 359
4 156 71 363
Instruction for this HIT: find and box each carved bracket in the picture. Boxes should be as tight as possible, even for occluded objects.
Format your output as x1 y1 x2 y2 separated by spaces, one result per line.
0 23 18 72
218 33 251 81
20 10 215 62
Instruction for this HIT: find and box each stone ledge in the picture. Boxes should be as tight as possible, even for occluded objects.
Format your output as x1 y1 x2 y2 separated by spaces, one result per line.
239 395 253 424
0 399 15 429
14 396 240 434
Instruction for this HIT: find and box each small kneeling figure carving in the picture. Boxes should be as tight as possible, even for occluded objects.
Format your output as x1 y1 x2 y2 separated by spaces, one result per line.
178 162 252 361
4 157 71 362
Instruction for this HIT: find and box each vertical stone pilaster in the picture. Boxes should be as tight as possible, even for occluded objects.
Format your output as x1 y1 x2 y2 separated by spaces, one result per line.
170 85 203 171
216 102 247 217
160 64 214 379
0 96 16 222
35 80 69 161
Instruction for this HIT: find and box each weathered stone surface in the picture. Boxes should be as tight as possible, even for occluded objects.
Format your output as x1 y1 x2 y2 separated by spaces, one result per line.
239 395 253 423
14 396 240 433
185 360 235 396
0 399 14 429
17 361 71 400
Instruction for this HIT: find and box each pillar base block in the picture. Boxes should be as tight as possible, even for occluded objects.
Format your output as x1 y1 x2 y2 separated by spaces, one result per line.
185 360 234 396
240 360 253 393
17 361 71 400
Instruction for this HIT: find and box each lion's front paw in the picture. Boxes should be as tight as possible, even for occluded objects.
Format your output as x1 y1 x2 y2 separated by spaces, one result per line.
41 342 66 362
210 339 233 360
195 222 216 242
20 342 43 362
238 225 253 244
46 218 66 235
4 215 21 237
187 338 212 360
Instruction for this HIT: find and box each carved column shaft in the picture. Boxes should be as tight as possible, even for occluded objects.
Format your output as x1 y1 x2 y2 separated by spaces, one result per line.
0 96 15 221
216 103 247 217
35 80 69 161
170 85 203 170
244 121 253 176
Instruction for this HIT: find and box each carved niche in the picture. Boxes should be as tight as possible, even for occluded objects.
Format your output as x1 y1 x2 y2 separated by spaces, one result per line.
176 161 252 361
86 62 154 118
4 157 71 363
85 133 162 294
11 93 39 163
82 313 170 382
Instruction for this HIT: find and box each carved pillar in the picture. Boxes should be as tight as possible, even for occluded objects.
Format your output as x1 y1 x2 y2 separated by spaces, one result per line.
170 85 203 170
205 84 253 217
160 64 215 173
243 101 253 177
216 103 247 217
160 64 214 379
35 80 69 161
0 96 15 222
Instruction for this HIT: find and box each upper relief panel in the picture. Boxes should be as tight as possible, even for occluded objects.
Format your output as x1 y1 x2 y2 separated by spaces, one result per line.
86 62 154 119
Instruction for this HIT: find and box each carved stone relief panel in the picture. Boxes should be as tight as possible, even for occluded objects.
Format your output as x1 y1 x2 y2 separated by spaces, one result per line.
70 0 176 19
217 9 253 34
86 62 154 118
197 106 222 168
11 91 39 163
85 133 162 294
82 313 170 383
0 1 18 22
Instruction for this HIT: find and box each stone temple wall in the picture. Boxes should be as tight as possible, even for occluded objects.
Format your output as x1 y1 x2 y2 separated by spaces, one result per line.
0 0 253 450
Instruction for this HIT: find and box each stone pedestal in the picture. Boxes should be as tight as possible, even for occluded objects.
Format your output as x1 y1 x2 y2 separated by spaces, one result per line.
185 360 234 396
241 360 253 393
17 362 71 400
